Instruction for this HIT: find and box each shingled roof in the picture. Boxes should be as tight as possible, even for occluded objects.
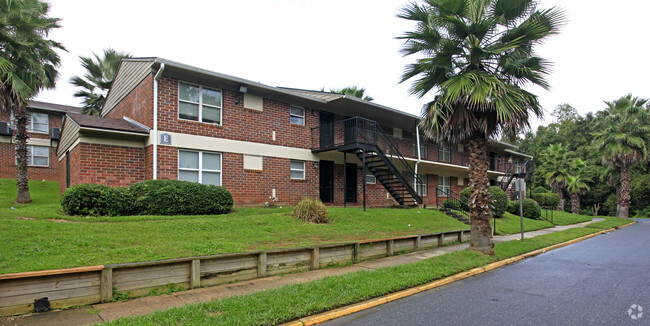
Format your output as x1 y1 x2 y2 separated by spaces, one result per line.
67 113 149 134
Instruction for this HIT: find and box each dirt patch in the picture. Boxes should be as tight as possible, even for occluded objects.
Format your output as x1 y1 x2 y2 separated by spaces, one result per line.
15 216 36 221
47 218 80 223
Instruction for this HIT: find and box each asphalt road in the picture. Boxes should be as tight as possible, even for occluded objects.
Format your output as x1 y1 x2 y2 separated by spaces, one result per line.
324 219 650 326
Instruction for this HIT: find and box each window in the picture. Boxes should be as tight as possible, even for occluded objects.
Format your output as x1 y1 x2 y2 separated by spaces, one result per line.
290 106 305 125
514 161 522 174
438 143 450 162
366 170 376 184
437 175 450 197
413 139 427 159
416 174 427 196
178 82 222 124
22 145 49 166
178 150 222 186
11 112 49 133
290 160 305 179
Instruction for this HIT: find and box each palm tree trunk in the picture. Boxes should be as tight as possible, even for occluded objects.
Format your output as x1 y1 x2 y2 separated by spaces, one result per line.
557 189 564 211
467 137 493 255
571 192 579 214
13 101 32 203
618 164 630 218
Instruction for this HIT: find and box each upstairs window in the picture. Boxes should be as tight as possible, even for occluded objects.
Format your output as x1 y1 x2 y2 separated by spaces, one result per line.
290 106 305 125
413 138 427 159
178 82 222 124
11 112 48 133
438 143 450 162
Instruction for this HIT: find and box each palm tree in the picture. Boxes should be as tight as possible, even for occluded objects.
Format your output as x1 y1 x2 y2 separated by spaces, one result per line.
327 86 374 101
593 94 650 218
566 159 590 214
539 143 570 211
70 49 130 115
398 0 564 254
0 0 63 203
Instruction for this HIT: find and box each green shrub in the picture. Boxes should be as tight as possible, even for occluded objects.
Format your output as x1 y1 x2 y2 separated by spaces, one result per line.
132 180 233 215
507 199 542 220
292 198 329 223
442 198 462 211
532 193 560 209
580 208 593 216
533 186 550 194
602 194 618 216
458 186 507 217
61 184 135 216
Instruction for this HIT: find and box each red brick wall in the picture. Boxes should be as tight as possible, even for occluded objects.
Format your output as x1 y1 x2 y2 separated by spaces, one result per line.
104 74 154 128
156 77 317 149
0 111 62 181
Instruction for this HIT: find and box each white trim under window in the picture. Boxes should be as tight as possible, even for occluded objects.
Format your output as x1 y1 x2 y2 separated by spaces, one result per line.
416 174 427 196
438 143 450 162
178 150 222 186
290 106 305 125
290 160 305 179
366 170 376 184
437 175 450 197
178 81 223 124
20 145 49 167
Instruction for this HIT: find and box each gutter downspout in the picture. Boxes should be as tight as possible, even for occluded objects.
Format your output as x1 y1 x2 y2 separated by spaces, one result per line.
153 63 165 180
414 125 421 204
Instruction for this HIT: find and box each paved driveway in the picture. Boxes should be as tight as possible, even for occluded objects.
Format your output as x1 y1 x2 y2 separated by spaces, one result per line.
325 219 649 326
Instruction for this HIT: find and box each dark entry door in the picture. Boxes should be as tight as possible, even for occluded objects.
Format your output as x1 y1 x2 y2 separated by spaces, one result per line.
345 163 357 203
319 112 334 148
319 160 334 203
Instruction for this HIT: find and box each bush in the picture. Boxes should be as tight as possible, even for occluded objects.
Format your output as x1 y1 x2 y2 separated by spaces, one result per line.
533 186 550 194
507 199 542 220
458 186 508 217
442 198 462 211
61 183 136 216
132 180 233 215
292 198 329 223
532 193 560 209
602 193 618 216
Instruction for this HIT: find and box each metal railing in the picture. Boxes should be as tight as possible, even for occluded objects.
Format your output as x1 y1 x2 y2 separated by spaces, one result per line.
435 186 469 218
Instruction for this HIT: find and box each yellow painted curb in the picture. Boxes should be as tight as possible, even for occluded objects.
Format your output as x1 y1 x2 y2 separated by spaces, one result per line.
281 221 637 326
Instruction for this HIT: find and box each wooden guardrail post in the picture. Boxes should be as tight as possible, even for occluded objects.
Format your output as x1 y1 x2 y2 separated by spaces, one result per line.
438 234 444 247
387 240 395 256
415 236 421 251
353 243 361 263
257 252 267 278
190 260 200 289
311 248 320 270
458 231 463 243
100 268 112 303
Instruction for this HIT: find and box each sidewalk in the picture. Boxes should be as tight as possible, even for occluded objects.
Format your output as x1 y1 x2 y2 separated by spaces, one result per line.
0 219 604 326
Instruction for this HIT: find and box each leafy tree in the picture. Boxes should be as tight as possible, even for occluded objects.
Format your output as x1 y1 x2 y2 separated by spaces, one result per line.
538 144 570 211
0 0 63 203
593 95 649 218
398 0 564 254
325 85 373 101
566 158 590 214
70 48 130 115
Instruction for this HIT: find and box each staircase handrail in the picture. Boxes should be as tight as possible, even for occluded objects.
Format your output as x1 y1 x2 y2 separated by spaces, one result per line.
435 186 469 218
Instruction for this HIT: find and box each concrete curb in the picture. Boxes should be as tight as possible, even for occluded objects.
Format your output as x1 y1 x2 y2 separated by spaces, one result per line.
282 221 636 326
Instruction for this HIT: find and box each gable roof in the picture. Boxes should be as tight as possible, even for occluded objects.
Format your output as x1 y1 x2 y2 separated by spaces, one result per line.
27 100 81 114
67 113 149 134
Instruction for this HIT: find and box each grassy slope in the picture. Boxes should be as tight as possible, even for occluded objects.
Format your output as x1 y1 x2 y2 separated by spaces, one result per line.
494 212 554 235
541 209 593 225
106 228 604 326
0 179 467 274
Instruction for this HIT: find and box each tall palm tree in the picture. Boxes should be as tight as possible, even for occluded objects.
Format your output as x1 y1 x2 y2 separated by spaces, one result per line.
566 158 590 214
329 86 374 101
70 49 130 115
398 0 564 254
539 143 570 211
0 0 63 203
593 94 650 218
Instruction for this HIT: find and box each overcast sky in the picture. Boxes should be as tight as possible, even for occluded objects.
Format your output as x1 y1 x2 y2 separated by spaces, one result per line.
36 0 650 131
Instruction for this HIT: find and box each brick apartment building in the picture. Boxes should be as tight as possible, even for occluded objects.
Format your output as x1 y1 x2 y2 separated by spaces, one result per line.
56 57 531 207
1 101 80 181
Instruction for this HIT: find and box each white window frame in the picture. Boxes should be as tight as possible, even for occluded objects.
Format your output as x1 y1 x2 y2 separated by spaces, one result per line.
10 111 49 134
416 174 427 196
178 150 222 186
290 160 305 180
366 170 376 184
438 143 450 162
437 175 450 197
178 81 223 125
413 139 427 159
19 145 49 167
290 105 305 125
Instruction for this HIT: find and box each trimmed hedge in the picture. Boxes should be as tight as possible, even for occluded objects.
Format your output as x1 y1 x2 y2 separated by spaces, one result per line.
532 193 560 209
507 199 542 220
61 180 233 216
458 186 508 217
533 186 550 194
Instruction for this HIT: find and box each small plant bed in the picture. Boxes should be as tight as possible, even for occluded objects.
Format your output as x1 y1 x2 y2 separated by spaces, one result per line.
104 227 603 326
493 212 554 235
0 179 467 274
542 209 594 225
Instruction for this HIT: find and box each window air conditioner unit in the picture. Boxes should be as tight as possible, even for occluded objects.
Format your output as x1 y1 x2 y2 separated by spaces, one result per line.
0 122 11 136
51 127 61 140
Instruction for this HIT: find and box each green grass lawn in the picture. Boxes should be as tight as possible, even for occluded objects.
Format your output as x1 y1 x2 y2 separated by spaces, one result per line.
541 209 594 225
0 179 468 274
105 227 604 326
586 217 635 229
493 212 554 235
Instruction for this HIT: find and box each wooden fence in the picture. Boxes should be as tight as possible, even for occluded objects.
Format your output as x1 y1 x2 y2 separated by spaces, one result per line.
0 229 469 316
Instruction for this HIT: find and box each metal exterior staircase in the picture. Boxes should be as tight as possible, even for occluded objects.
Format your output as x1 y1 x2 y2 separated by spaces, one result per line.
498 160 531 191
